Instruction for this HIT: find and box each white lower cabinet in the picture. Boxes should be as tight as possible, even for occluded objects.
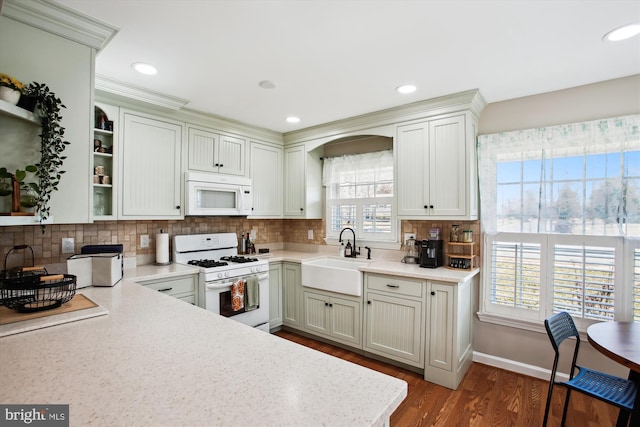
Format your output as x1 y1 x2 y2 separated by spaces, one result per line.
303 289 362 348
137 273 198 305
282 262 304 330
269 262 283 330
424 278 475 390
364 273 425 368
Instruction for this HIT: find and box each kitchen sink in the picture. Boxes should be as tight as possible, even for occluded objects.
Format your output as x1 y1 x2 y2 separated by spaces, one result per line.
301 257 370 297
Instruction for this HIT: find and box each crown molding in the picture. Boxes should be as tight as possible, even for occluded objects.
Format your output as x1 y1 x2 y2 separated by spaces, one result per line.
96 76 283 144
96 75 190 111
2 0 118 51
283 89 487 145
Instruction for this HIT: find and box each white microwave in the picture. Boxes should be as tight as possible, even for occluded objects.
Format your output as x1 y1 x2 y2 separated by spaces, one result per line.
185 172 252 216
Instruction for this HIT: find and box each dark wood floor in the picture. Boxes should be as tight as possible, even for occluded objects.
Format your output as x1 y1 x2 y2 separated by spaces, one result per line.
275 330 619 427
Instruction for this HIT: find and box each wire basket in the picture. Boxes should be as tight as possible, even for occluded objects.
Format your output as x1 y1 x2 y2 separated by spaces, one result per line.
1 274 77 313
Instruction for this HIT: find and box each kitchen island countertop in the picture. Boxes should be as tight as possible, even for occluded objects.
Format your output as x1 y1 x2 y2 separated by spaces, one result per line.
0 279 407 426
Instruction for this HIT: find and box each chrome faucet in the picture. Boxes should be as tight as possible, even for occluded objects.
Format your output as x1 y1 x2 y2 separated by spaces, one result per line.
339 227 359 258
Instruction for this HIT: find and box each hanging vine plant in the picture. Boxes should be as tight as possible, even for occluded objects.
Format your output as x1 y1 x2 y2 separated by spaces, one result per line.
23 82 69 231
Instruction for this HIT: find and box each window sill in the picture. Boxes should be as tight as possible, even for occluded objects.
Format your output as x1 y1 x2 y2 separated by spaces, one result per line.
477 311 590 340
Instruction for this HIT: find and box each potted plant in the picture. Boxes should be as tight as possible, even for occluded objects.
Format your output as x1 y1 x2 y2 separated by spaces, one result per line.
21 82 69 228
0 73 24 105
0 165 37 212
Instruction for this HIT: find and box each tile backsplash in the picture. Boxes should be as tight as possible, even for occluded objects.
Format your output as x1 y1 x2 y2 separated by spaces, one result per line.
0 217 479 271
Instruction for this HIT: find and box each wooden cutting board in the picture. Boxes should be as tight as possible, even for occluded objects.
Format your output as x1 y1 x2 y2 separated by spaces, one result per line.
0 293 108 337
0 293 97 325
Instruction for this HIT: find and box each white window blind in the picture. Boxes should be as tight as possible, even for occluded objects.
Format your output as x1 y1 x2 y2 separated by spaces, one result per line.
323 150 395 241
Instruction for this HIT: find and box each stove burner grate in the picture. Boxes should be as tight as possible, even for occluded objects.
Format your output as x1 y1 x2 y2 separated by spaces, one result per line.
220 256 259 263
188 259 229 268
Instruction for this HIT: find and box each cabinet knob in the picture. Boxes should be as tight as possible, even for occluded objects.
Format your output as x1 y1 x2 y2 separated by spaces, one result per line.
367 301 371 305
300 208 304 211
329 303 333 307
176 205 181 209
424 205 428 209
431 291 435 296
325 302 328 306
430 205 434 209
219 164 224 167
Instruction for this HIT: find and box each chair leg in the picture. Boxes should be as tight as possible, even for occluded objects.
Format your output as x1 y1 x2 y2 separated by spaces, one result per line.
615 410 629 427
543 382 554 427
561 388 571 427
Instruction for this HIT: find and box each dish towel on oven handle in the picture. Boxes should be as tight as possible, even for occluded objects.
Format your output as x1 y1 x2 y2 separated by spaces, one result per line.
245 276 259 311
231 279 245 312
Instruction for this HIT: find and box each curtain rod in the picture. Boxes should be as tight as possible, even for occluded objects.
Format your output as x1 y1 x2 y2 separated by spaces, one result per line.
320 148 392 161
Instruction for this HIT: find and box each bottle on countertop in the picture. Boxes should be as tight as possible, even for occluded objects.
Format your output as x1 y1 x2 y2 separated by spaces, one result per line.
240 231 246 254
245 232 251 254
345 240 353 257
339 243 345 257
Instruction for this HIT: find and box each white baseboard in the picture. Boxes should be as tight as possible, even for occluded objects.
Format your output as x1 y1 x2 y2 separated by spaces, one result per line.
473 351 569 382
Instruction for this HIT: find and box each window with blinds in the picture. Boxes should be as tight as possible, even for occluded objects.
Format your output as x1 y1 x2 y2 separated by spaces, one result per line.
323 151 396 241
478 116 640 327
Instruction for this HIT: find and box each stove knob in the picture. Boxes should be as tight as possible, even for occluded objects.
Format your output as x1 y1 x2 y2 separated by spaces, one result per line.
225 272 231 278
217 272 224 279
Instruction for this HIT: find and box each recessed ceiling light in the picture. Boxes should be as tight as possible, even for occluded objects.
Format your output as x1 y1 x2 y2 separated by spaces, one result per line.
259 80 277 89
132 62 158 75
286 116 300 124
603 23 640 42
396 84 417 94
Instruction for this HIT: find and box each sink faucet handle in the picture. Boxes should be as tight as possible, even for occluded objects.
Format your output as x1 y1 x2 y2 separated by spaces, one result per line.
364 246 371 260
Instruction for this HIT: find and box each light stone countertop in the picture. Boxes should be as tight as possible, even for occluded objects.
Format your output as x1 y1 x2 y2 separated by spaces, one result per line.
263 250 479 284
0 278 407 426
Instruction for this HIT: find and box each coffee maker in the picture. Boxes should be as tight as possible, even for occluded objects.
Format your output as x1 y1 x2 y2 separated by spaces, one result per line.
419 239 443 268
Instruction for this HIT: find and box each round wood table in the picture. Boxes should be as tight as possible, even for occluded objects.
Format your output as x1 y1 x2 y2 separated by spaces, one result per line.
587 322 640 427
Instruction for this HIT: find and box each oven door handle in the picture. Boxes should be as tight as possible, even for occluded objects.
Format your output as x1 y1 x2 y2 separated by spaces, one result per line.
205 273 269 290
206 281 236 290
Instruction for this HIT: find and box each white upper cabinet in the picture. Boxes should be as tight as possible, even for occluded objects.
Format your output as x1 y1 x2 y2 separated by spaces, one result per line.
283 144 322 218
249 140 283 217
187 126 246 176
396 113 478 219
119 111 183 219
283 145 306 217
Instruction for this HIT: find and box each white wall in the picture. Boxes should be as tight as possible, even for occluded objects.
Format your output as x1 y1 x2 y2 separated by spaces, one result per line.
0 16 93 224
474 74 640 376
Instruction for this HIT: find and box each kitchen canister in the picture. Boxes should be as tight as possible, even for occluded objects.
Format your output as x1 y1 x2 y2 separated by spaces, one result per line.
463 230 473 243
155 230 170 265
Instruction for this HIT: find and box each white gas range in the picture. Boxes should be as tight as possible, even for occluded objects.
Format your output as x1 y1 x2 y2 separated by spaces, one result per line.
174 233 270 332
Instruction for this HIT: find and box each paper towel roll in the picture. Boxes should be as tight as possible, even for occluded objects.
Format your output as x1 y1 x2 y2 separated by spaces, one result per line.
156 233 170 265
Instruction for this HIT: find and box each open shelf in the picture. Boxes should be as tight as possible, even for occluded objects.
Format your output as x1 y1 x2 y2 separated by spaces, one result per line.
0 99 38 124
445 241 476 270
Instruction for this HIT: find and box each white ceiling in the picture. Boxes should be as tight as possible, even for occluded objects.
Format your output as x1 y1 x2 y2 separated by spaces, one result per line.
54 0 640 133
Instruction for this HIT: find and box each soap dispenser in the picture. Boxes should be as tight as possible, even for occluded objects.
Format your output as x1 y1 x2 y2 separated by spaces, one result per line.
345 240 353 257
339 243 345 257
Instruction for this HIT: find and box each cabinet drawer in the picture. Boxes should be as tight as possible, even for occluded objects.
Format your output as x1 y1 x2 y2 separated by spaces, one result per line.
366 274 424 298
139 275 197 297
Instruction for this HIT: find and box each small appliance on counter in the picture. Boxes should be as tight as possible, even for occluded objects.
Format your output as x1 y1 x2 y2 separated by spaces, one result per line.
419 239 443 268
401 237 420 264
67 244 124 288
